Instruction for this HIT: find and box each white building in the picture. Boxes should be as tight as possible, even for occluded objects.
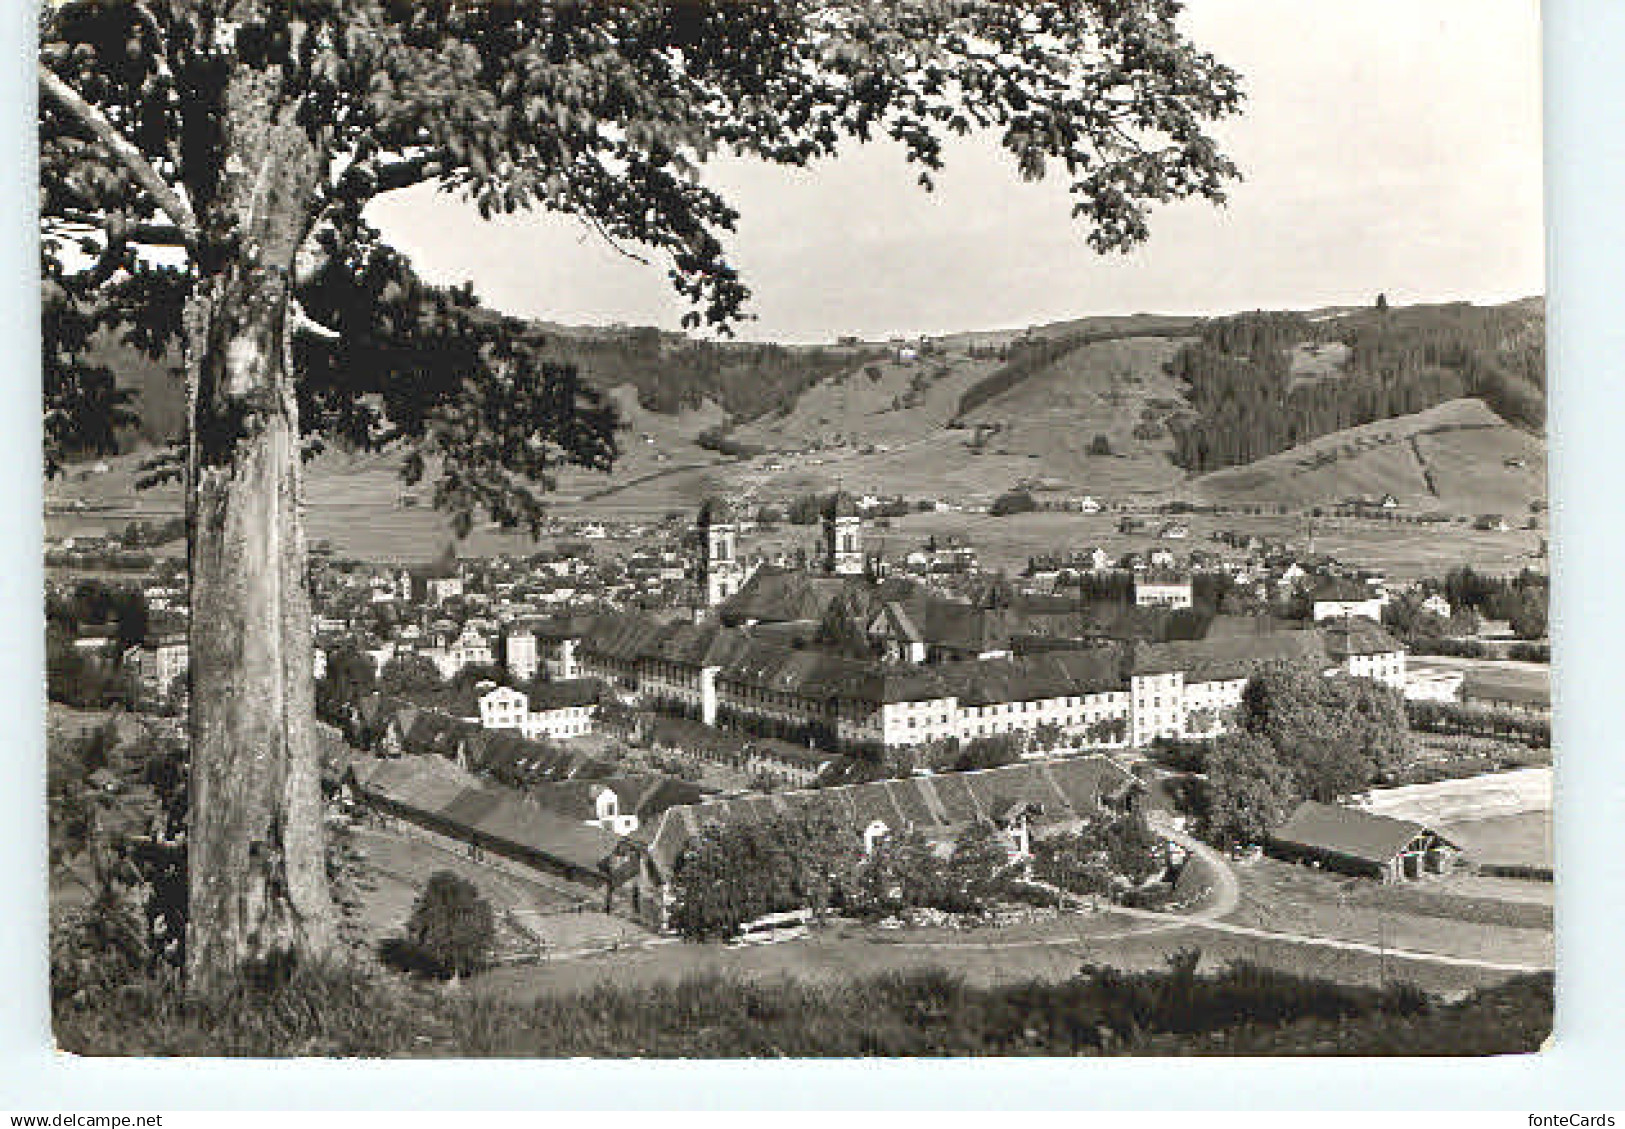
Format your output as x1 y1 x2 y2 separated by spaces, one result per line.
476 681 599 741
504 629 539 682
1133 572 1194 609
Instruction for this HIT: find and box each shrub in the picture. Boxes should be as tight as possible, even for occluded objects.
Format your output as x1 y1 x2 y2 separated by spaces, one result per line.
393 871 495 979
1089 434 1113 456
989 489 1038 517
51 884 153 1006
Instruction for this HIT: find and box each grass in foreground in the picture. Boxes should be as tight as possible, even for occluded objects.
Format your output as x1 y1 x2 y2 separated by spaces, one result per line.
54 951 1551 1058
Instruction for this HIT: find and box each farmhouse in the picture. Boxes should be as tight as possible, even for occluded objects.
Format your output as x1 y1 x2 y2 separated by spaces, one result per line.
1269 801 1461 882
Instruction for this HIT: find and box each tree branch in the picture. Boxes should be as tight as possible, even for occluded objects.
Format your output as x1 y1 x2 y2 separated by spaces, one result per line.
40 68 199 246
290 298 341 342
47 208 190 248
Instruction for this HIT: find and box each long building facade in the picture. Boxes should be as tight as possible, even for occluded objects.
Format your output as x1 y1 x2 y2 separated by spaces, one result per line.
532 610 1406 756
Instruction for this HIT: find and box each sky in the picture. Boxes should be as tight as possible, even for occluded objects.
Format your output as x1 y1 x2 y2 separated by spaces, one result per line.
366 0 1544 344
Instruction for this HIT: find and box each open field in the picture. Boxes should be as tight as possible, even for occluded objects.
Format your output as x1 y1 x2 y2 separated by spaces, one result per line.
1227 858 1552 967
476 906 1527 1005
1194 399 1546 515
1410 657 1551 689
345 823 637 955
864 508 1544 581
1437 811 1553 870
47 454 1546 573
1364 766 1551 825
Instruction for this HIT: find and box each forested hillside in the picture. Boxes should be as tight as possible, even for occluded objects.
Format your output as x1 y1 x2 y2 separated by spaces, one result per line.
1168 302 1545 474
78 317 872 453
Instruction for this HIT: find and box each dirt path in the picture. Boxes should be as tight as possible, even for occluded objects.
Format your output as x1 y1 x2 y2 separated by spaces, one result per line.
1146 812 1240 922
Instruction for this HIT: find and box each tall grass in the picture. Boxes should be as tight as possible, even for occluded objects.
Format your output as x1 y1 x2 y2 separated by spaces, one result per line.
53 951 1552 1058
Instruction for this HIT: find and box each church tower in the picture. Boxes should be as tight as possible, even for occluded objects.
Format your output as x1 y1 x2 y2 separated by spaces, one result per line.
698 496 744 605
822 491 864 576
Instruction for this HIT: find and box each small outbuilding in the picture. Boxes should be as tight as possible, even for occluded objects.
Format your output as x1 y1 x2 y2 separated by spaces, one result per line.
1269 800 1461 882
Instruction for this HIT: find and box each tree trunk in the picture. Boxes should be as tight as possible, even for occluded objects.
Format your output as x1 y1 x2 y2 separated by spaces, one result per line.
184 70 333 992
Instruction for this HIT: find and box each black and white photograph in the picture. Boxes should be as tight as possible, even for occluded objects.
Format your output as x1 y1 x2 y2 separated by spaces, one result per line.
35 0 1558 1065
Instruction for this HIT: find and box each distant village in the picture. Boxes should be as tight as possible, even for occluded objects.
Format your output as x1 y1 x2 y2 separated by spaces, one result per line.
48 487 1550 934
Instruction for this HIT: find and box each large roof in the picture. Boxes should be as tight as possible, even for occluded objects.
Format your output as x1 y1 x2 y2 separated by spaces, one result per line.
528 678 603 711
1271 801 1450 865
347 752 621 874
639 754 1140 878
1129 631 1329 680
1318 617 1403 658
716 566 849 625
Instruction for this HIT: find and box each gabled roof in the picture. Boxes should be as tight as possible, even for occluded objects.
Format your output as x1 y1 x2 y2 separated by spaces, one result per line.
1319 617 1403 658
1310 576 1377 602
1271 800 1453 865
717 566 849 625
349 753 620 874
638 754 1139 880
528 678 603 711
1130 631 1329 681
869 601 925 646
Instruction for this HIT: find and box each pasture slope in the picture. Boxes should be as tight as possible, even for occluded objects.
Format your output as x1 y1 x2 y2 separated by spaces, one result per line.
955 333 1195 497
1193 398 1545 514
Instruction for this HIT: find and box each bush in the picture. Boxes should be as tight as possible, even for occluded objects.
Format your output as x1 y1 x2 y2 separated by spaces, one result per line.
389 871 495 979
989 489 1038 517
51 884 153 1006
1089 434 1113 456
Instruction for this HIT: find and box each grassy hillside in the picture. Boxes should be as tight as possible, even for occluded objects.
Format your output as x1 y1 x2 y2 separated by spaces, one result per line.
50 298 1548 554
727 350 1002 452
956 334 1197 497
1194 398 1545 513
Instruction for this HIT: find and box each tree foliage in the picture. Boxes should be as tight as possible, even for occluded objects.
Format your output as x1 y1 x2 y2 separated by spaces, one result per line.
1196 660 1415 844
1197 731 1297 847
669 809 859 940
399 871 495 980
315 642 378 728
42 0 1245 492
377 652 444 697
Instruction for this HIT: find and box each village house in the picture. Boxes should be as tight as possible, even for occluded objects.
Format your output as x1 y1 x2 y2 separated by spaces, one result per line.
1132 570 1194 609
1309 576 1386 623
121 630 189 706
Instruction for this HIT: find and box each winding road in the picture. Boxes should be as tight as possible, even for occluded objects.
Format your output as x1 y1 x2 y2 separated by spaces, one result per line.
882 814 1550 975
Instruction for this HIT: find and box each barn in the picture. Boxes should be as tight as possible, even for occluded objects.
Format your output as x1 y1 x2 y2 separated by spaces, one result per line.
1269 801 1462 882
